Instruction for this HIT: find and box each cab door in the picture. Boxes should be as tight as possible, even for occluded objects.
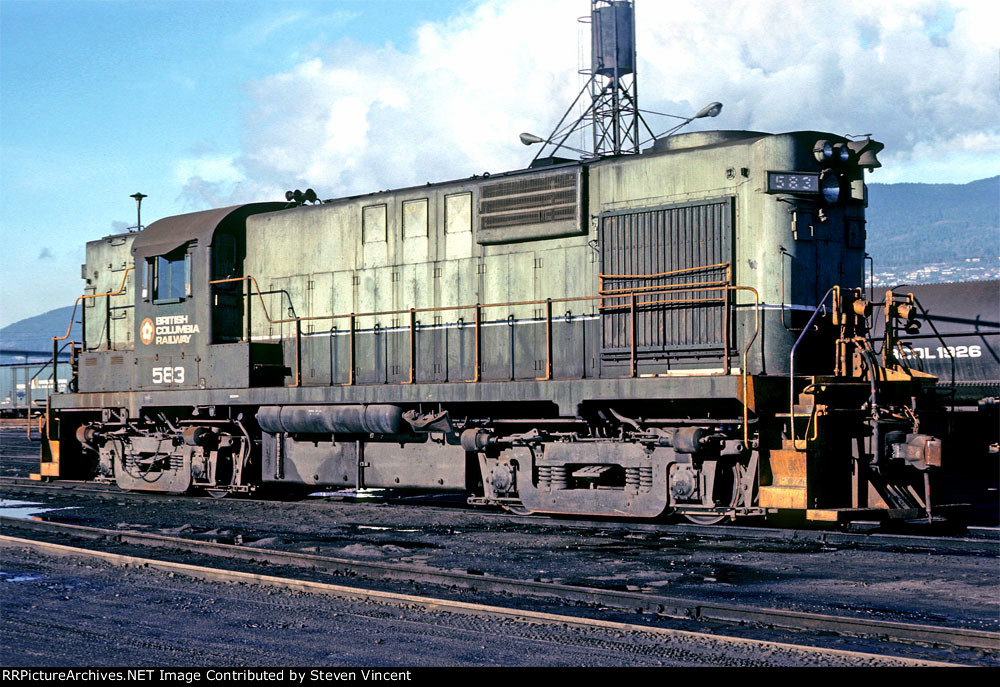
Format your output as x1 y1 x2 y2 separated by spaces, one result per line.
211 232 244 343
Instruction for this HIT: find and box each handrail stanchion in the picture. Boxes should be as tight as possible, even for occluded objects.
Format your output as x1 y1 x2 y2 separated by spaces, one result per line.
723 264 731 373
728 286 760 445
293 319 302 387
245 276 252 343
629 292 637 378
406 308 416 384
539 298 553 381
474 304 482 382
345 314 356 386
105 292 112 350
789 286 837 449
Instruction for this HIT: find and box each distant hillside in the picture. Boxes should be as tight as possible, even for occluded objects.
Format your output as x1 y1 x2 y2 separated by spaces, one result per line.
866 176 999 283
0 306 78 364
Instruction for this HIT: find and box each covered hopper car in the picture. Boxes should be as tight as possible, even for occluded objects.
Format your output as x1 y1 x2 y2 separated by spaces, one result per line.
36 129 967 524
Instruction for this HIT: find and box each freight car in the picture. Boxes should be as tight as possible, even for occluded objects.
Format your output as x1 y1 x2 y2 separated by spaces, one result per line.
886 280 999 407
0 362 70 417
874 280 999 523
34 126 966 525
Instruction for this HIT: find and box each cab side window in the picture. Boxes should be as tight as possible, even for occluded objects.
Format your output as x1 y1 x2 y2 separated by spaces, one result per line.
144 248 191 303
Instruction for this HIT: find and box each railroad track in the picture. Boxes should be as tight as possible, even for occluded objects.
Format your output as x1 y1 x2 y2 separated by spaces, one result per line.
1 516 996 656
1 476 122 496
2 475 997 556
3 532 959 668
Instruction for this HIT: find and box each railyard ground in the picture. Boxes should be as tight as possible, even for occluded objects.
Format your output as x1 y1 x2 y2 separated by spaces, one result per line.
1 429 997 667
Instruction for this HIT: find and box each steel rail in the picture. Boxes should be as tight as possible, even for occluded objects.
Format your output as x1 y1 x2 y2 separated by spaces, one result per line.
1 476 122 495
0 517 995 653
0 531 958 667
1 475 996 555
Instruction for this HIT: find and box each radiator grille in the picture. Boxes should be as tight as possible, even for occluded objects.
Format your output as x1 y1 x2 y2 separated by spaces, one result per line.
480 204 577 231
600 199 734 359
479 188 576 215
478 171 579 234
480 172 575 199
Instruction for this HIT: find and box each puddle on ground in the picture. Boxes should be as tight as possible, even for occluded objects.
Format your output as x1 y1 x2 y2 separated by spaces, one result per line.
143 521 435 552
309 488 386 499
372 539 438 550
357 526 421 533
0 571 43 583
0 499 79 520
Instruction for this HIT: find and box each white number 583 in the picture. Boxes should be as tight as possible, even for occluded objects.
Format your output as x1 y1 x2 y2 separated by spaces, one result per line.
152 366 185 384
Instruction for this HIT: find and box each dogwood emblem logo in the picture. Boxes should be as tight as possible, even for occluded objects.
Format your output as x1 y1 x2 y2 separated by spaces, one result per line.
140 318 155 345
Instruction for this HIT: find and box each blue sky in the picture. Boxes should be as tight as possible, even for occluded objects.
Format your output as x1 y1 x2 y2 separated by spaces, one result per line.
0 0 468 327
1 0 997 328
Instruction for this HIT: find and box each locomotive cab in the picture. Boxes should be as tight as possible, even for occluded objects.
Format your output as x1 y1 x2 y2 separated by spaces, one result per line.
131 202 287 392
43 203 287 492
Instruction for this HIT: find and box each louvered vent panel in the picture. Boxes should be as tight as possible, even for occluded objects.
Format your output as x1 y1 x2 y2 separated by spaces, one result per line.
480 172 575 199
481 205 577 231
477 169 584 244
600 198 734 360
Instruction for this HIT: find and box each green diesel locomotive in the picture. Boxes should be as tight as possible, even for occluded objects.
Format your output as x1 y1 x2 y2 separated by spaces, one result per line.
39 128 949 524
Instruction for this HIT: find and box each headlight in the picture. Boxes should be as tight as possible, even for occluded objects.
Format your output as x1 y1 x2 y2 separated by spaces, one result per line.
832 143 850 163
819 169 841 204
813 140 833 163
814 139 850 165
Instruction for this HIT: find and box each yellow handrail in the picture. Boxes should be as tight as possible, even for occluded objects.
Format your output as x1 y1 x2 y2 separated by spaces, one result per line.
55 266 133 343
209 272 760 441
49 266 133 441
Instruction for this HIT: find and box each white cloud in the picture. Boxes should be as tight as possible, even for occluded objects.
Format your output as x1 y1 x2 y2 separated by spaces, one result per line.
635 0 999 179
179 0 999 207
174 153 243 187
231 1 585 201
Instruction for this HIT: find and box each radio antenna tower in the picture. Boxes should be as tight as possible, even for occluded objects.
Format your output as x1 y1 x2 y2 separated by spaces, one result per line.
520 1 722 164
588 0 639 156
521 1 652 162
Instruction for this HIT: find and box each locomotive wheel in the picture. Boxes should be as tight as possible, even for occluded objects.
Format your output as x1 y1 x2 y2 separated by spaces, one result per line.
683 512 730 525
683 462 743 525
